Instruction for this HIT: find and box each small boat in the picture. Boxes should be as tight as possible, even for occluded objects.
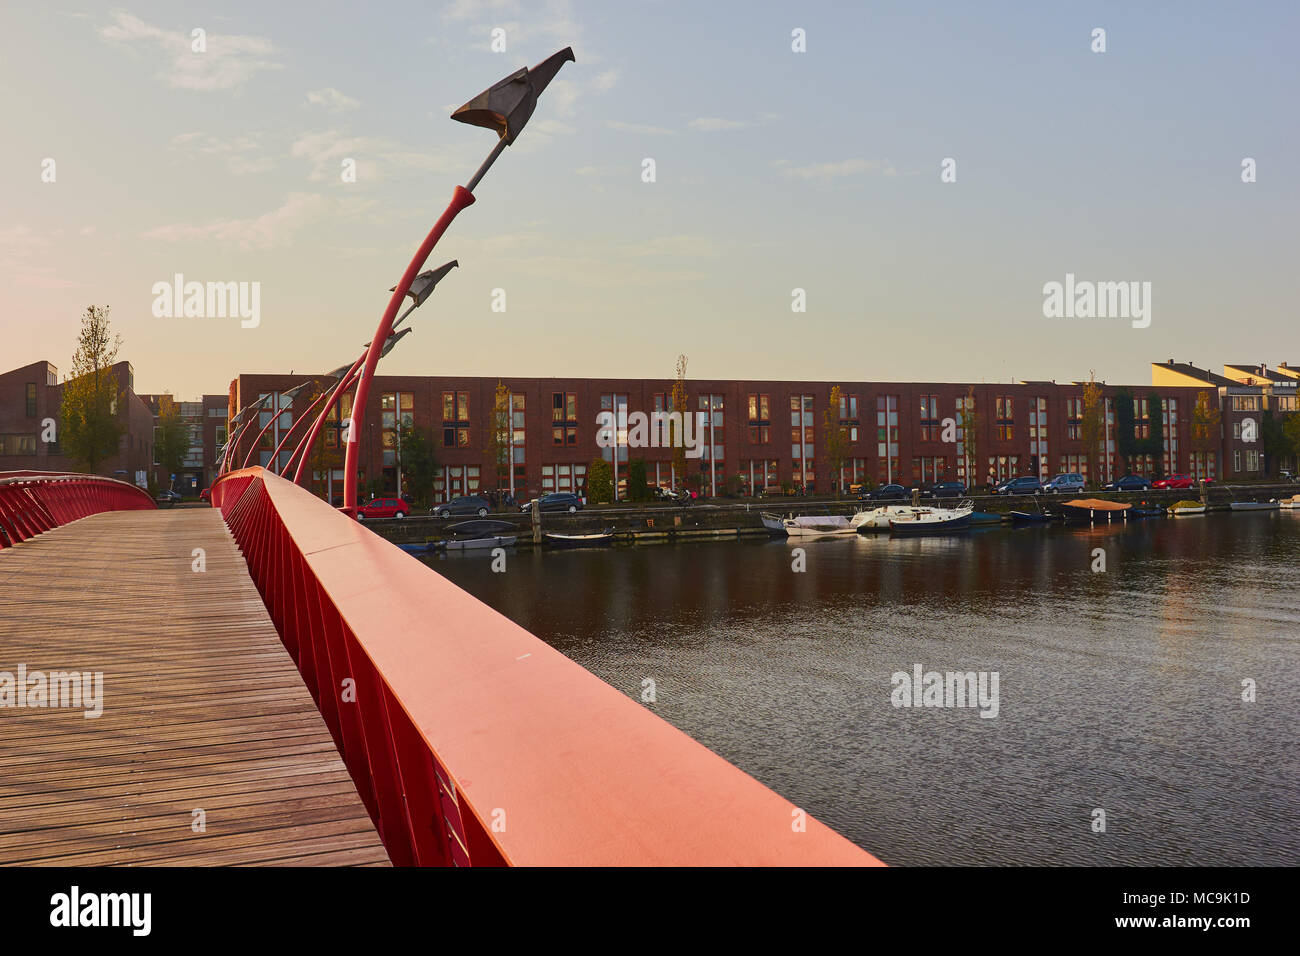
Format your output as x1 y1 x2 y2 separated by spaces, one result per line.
1170 500 1206 516
1059 498 1132 522
442 534 517 551
1229 500 1280 512
1010 510 1053 524
760 512 790 535
968 511 1004 525
1128 506 1166 519
544 528 616 548
1280 495 1300 510
781 514 858 537
889 510 971 535
852 505 925 531
396 541 433 554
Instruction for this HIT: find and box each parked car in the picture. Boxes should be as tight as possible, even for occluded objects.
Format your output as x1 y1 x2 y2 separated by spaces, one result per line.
519 492 584 513
1043 473 1085 494
1152 474 1195 490
198 488 211 502
864 483 907 501
357 497 409 520
432 495 491 518
994 476 1044 496
156 489 182 504
1103 475 1152 492
921 481 967 499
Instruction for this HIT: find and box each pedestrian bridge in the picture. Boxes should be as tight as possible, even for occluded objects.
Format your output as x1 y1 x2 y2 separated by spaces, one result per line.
0 469 880 866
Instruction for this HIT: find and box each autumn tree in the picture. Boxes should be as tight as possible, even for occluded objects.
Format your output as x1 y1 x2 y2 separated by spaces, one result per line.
669 354 689 486
958 385 983 488
822 385 850 492
399 424 438 507
483 381 511 491
1080 374 1105 488
60 305 124 474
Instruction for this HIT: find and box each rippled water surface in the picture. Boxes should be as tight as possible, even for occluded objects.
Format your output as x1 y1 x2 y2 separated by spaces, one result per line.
424 513 1300 865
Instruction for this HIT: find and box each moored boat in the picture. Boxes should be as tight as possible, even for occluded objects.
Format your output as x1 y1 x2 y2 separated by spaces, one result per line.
1280 495 1300 510
889 510 971 534
968 511 1004 525
760 511 789 535
544 528 616 548
851 504 925 531
1059 498 1132 522
781 514 858 537
1229 500 1280 511
1170 499 1206 516
1010 510 1053 524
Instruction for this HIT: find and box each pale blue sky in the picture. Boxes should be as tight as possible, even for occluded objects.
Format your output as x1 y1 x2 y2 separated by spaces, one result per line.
2 1 1296 397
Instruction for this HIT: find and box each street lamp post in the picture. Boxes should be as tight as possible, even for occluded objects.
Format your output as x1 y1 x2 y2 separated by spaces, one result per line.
340 47 574 516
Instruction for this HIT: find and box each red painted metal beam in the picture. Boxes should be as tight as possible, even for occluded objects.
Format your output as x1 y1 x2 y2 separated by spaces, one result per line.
211 466 881 866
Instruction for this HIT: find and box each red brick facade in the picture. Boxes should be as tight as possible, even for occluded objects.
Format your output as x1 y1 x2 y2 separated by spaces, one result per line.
231 372 1223 501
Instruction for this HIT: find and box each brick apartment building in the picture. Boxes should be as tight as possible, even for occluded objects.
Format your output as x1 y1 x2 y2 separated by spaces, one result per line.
226 359 1298 503
136 393 230 494
0 359 156 486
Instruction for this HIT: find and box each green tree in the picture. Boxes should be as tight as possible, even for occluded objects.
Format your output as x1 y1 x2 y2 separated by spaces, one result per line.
626 458 651 501
399 424 438 508
1262 409 1298 476
60 305 124 475
153 395 190 481
822 385 850 492
587 456 614 504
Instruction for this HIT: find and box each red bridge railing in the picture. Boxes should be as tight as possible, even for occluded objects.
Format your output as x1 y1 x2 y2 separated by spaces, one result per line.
0 471 156 549
212 466 880 866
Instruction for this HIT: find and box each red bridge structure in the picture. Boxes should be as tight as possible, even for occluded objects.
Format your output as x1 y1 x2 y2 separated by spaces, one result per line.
0 467 881 866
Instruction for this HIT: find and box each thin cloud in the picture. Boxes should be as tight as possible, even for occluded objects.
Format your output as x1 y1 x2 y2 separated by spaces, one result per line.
142 193 371 250
98 11 283 92
306 88 360 112
606 120 676 136
777 158 896 180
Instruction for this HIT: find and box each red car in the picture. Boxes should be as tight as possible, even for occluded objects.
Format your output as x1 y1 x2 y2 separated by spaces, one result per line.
1153 474 1195 489
357 497 409 520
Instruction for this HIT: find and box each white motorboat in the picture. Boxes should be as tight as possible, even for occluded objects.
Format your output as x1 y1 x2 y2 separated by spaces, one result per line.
1279 495 1300 510
851 505 925 531
852 500 972 531
780 514 858 537
1229 500 1279 512
760 511 789 535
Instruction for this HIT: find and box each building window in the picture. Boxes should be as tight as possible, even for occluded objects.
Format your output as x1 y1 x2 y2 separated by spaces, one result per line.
1066 397 1083 440
747 393 771 444
918 395 940 441
1162 398 1179 474
0 434 38 456
838 393 860 443
995 396 1014 441
552 391 578 445
1231 395 1260 412
25 383 37 418
876 395 899 483
441 391 470 448
911 456 948 483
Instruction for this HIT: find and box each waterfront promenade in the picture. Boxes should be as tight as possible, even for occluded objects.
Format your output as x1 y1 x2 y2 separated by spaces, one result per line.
0 509 387 865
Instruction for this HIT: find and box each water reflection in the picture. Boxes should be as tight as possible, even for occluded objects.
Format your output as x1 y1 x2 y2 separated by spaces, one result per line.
425 514 1300 865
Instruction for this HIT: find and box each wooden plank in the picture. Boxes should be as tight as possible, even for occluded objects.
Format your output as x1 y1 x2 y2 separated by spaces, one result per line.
0 509 388 866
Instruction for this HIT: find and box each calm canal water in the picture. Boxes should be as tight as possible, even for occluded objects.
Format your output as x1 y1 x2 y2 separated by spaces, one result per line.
423 513 1300 866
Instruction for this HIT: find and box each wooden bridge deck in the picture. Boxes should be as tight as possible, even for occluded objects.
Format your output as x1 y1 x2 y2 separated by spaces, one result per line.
0 508 388 866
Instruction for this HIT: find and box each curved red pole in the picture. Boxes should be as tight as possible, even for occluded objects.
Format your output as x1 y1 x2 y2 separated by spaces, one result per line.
240 406 285 470
221 416 259 476
343 186 476 515
266 384 331 475
290 354 367 486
